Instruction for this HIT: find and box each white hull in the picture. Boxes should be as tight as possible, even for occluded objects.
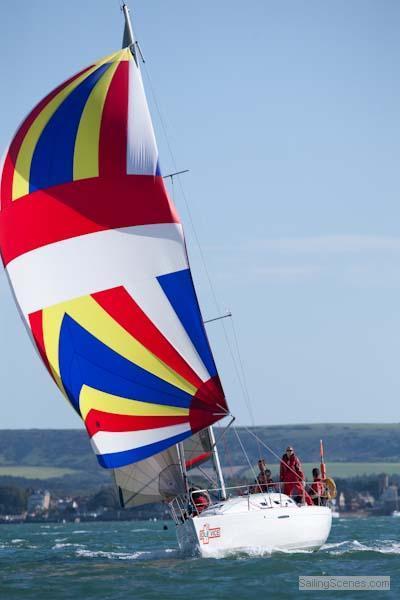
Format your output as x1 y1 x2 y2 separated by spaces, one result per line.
175 493 332 558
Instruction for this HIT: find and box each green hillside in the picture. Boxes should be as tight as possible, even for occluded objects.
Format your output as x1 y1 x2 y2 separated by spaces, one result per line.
0 466 78 479
0 424 399 490
245 462 400 479
226 423 400 464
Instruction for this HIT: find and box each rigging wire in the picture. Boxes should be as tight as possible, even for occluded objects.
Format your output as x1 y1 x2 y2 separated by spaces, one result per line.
243 426 305 481
141 57 266 475
233 427 258 483
215 421 235 483
228 316 262 457
229 318 255 425
141 62 256 427
119 10 255 480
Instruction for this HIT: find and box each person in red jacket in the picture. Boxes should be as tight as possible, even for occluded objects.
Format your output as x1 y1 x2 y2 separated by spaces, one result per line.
309 468 326 506
280 446 313 505
190 487 210 514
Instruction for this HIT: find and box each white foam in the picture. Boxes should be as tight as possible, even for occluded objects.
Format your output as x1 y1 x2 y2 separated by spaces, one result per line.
76 547 180 561
76 549 145 560
321 539 400 555
72 530 90 534
53 543 85 550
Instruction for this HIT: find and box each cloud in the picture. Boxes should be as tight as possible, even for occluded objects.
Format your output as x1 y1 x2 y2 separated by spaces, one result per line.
254 235 400 254
251 265 320 283
212 234 400 287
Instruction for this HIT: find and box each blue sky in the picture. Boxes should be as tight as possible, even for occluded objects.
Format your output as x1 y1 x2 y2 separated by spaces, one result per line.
1 0 400 428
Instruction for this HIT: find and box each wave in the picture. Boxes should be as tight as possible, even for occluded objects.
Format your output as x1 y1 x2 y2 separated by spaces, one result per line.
72 530 90 534
204 547 315 560
52 543 85 550
179 539 400 560
76 547 180 561
0 543 38 549
321 539 400 555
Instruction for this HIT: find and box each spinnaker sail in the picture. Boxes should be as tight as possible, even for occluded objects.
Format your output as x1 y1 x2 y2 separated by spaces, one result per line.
0 46 229 470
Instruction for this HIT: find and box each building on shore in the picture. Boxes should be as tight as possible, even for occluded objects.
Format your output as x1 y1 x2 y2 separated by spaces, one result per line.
27 490 50 515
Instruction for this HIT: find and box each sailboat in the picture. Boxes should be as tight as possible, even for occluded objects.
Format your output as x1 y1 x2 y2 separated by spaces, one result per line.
0 4 331 557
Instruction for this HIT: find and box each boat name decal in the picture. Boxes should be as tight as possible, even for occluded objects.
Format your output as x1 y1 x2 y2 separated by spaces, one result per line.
199 523 221 544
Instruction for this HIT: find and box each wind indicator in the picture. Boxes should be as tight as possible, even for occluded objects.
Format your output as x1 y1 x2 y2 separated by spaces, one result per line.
320 439 327 480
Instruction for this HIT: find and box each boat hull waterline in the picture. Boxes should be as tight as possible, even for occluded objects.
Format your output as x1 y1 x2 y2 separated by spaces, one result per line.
175 494 332 558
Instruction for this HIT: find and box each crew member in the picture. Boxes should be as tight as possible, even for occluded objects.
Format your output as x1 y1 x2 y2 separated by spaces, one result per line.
280 446 313 505
190 487 210 514
254 459 275 492
309 467 326 506
264 469 276 492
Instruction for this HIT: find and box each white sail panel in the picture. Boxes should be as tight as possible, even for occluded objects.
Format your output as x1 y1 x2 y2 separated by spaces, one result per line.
114 446 185 507
91 423 191 456
6 223 187 318
127 57 159 175
125 278 212 383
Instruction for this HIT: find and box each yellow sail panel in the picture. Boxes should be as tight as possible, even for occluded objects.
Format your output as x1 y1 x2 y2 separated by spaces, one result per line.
11 50 127 200
73 61 120 180
79 385 190 420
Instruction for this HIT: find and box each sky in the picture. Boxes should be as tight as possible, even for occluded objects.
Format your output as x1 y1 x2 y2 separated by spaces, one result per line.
1 0 400 428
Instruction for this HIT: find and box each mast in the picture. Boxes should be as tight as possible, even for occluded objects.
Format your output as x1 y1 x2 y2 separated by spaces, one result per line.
119 2 226 504
119 3 227 502
209 427 227 500
177 442 189 494
122 3 145 63
122 3 135 47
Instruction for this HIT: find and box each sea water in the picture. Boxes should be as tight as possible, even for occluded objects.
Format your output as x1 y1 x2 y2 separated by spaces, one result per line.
0 517 398 599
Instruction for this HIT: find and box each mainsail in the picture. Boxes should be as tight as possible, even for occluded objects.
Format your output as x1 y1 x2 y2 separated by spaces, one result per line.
114 429 214 507
0 46 229 471
183 429 214 469
114 446 184 507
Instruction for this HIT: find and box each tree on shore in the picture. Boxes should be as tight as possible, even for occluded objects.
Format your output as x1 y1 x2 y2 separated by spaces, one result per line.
0 486 28 514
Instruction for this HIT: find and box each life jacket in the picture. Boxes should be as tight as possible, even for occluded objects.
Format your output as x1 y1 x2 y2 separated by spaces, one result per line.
311 478 325 497
291 482 313 506
280 454 304 483
193 493 209 514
